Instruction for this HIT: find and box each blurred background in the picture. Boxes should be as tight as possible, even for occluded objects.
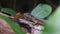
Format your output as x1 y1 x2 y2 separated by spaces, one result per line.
0 0 60 13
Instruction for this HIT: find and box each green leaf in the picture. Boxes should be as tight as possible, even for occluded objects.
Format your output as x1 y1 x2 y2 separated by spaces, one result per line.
0 14 26 34
1 8 17 16
31 4 52 19
42 5 60 34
